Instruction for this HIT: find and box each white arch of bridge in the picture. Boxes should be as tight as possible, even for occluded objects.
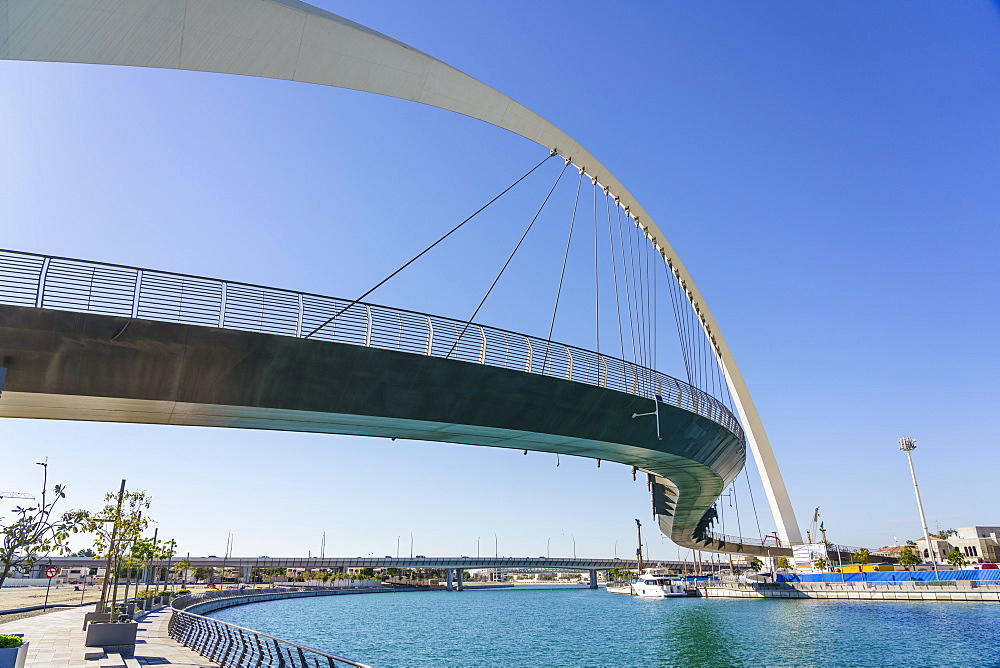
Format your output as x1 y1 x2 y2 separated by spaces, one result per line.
0 0 801 545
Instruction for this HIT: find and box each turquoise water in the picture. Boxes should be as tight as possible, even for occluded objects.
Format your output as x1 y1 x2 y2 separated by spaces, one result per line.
209 586 1000 667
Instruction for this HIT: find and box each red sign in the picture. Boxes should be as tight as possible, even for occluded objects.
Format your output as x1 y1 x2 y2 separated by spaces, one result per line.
45 566 58 578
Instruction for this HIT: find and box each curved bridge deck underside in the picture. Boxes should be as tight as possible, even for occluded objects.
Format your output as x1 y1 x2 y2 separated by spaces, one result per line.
0 303 760 552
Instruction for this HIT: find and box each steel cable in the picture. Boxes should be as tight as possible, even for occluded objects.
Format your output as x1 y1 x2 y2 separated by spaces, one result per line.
447 160 570 359
305 151 555 339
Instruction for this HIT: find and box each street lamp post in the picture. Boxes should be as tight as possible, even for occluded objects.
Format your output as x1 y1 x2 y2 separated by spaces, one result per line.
899 437 940 575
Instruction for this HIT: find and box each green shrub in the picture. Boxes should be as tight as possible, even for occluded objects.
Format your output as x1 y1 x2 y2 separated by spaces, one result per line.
134 589 157 599
173 589 191 597
0 635 24 649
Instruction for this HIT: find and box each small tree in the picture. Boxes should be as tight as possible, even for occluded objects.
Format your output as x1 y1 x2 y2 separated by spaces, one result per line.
898 547 921 571
813 558 827 571
935 529 958 539
155 539 177 594
851 548 871 580
0 465 84 588
946 548 967 568
68 483 152 614
174 557 192 587
750 557 763 572
775 557 791 571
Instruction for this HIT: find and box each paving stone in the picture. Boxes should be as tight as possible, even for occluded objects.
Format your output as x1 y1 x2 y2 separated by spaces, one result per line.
0 605 219 667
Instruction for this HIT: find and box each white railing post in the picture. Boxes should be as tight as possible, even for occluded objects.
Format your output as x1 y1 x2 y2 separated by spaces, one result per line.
525 337 533 372
295 294 303 338
565 347 573 380
364 305 372 347
131 270 142 318
478 326 486 364
600 356 608 388
219 282 227 328
425 316 433 355
35 257 50 308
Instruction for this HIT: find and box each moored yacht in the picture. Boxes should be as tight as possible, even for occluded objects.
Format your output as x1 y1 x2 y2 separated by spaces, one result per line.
631 569 688 598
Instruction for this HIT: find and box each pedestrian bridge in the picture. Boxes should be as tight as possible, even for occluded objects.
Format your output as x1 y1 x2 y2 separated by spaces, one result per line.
0 0 803 556
0 250 785 555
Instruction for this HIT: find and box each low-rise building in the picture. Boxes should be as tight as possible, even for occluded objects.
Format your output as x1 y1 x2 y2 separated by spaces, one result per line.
947 527 1000 564
881 527 1000 566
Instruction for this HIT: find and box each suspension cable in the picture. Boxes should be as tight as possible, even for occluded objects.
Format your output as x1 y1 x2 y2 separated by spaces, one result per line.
646 233 654 374
447 160 570 359
632 221 648 370
605 193 626 364
615 206 638 365
732 483 743 540
744 466 764 541
305 151 555 340
593 178 600 358
543 167 584 374
663 257 694 384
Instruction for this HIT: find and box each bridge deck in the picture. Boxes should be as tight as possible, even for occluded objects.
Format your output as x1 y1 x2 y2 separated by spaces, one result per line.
0 251 782 554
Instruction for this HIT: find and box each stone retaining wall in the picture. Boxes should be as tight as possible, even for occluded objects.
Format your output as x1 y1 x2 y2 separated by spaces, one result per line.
698 582 1000 601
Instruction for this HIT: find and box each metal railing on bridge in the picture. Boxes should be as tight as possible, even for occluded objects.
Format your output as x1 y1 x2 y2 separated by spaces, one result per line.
0 249 744 441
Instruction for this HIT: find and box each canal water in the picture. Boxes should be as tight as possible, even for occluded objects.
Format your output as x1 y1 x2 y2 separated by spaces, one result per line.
209 586 1000 666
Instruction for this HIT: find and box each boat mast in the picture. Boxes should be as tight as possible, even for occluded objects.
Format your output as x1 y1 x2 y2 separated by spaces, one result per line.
636 519 644 573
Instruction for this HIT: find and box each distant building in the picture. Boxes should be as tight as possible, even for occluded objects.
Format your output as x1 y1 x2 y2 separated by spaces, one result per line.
947 527 1000 564
873 545 912 559
882 527 1000 566
915 536 954 562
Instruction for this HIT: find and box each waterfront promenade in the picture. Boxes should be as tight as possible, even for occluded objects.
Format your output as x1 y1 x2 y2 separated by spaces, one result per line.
0 606 216 667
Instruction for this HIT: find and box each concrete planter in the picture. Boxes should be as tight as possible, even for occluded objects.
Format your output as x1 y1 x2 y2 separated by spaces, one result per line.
82 612 114 630
0 642 29 668
85 621 137 648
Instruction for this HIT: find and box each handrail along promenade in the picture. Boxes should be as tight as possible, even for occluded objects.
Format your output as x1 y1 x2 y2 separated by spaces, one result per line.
169 589 375 667
0 249 744 441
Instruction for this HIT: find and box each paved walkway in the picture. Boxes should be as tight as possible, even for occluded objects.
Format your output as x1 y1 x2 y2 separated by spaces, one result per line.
0 605 217 667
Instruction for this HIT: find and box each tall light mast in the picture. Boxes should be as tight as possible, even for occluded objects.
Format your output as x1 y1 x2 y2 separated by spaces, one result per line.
898 437 939 572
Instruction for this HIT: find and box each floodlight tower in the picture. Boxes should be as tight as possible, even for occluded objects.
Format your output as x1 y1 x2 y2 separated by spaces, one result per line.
898 437 938 569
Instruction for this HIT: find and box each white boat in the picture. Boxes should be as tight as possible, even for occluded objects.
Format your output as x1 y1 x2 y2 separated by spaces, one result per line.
605 583 633 595
630 570 688 598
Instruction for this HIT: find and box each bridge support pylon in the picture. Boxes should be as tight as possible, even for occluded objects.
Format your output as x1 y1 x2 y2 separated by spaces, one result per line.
446 569 454 591
457 569 464 591
589 570 598 589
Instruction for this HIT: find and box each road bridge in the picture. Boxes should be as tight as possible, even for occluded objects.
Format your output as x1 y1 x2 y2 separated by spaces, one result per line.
35 555 720 590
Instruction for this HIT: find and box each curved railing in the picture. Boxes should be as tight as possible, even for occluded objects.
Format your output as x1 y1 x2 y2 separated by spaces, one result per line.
169 589 374 667
0 249 744 441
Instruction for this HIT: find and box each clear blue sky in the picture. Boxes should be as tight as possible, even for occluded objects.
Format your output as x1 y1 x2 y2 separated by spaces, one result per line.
2 1 999 559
